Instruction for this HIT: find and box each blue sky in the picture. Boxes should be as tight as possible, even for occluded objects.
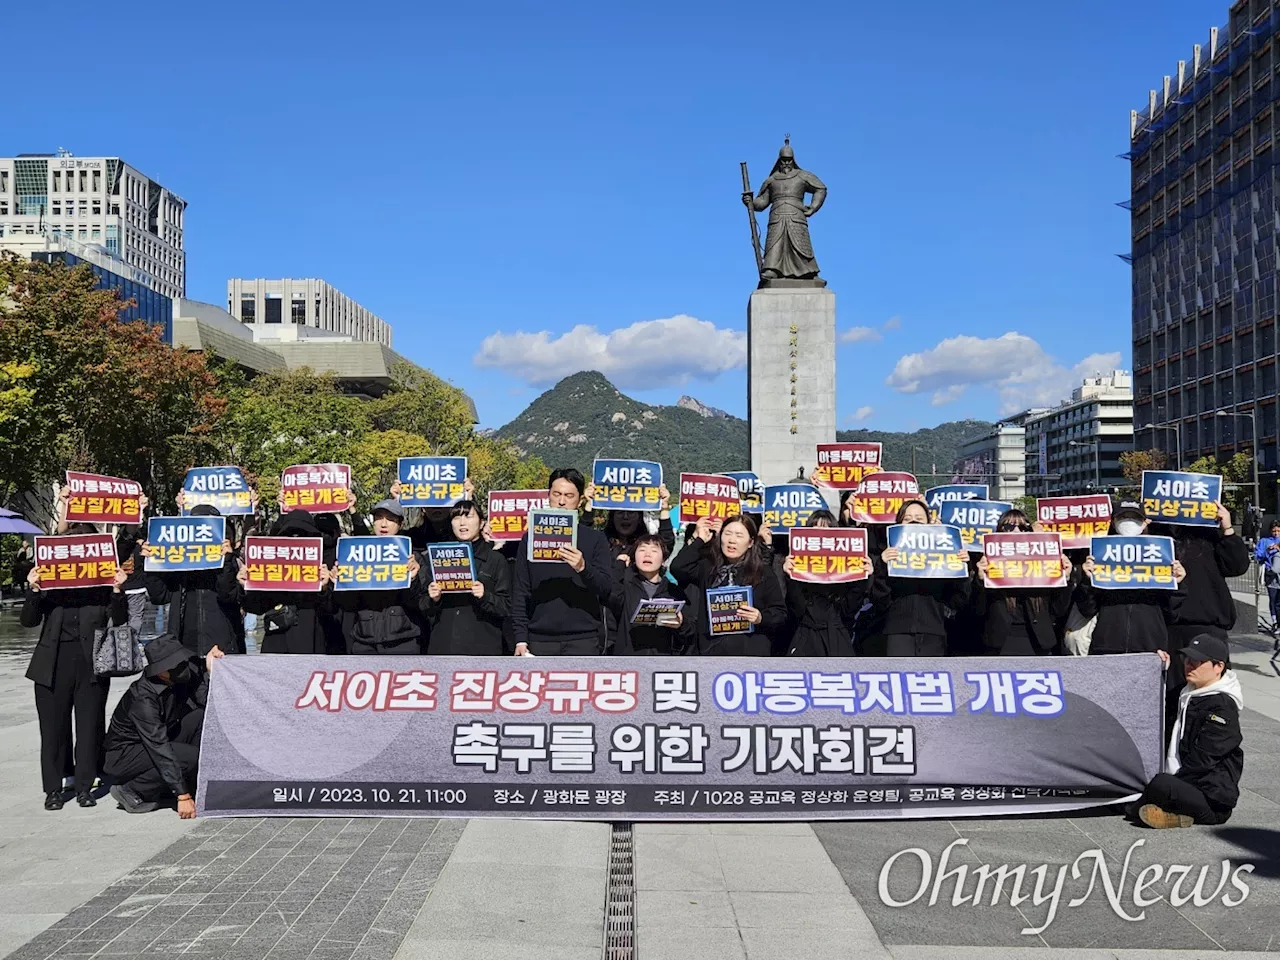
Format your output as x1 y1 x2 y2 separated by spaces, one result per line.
8 0 1225 430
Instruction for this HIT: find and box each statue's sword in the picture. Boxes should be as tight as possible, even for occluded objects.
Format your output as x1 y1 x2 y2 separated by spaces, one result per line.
740 161 764 279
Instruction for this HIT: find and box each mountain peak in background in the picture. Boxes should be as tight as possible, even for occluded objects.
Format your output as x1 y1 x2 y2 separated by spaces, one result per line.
677 396 732 419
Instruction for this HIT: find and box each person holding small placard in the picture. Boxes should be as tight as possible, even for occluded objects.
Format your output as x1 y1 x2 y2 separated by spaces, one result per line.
424 500 511 655
607 533 693 655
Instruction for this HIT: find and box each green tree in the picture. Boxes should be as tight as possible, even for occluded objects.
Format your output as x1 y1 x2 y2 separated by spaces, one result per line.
367 361 475 453
1184 452 1254 515
350 429 435 511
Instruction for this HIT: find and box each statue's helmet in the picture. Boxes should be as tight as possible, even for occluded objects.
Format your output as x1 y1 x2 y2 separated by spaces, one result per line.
778 137 794 160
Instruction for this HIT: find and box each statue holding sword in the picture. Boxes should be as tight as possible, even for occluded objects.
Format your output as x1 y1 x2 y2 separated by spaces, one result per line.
740 136 827 286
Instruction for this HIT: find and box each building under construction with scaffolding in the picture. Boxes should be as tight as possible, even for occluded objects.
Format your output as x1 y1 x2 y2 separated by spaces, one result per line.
1131 0 1280 488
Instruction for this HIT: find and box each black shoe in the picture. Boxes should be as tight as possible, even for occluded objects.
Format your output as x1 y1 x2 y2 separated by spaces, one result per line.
44 791 65 811
76 791 96 808
109 784 158 814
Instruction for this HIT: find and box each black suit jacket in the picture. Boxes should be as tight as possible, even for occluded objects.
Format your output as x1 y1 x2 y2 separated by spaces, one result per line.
22 588 128 688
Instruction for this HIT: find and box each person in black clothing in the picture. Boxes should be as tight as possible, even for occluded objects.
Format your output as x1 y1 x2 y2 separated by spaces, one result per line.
334 499 425 655
1161 504 1250 649
104 635 225 818
22 538 128 810
781 510 867 657
870 499 970 657
239 509 336 654
1078 502 1187 655
1130 633 1244 828
424 500 511 655
510 468 614 656
145 503 245 656
972 509 1074 656
583 483 677 559
670 513 787 656
608 533 695 655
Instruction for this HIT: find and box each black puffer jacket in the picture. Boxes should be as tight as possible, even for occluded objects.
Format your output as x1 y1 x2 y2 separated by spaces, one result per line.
607 566 696 655
1169 682 1244 812
147 561 245 656
1076 583 1176 655
783 578 866 657
868 554 971 639
335 570 424 653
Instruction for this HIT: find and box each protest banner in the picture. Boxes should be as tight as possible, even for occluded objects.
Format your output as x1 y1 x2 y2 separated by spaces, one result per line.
723 471 764 513
847 472 921 525
762 484 828 529
787 528 869 583
427 542 476 593
143 517 227 573
333 536 413 592
924 484 988 521
938 499 1014 552
280 464 352 514
631 598 684 627
811 442 882 491
980 532 1067 589
591 459 662 510
1036 494 1112 549
886 524 968 579
528 508 578 562
707 586 754 635
198 653 1163 821
398 457 467 508
33 534 118 589
243 536 324 592
1089 535 1178 591
65 471 143 525
1141 470 1221 527
181 466 253 516
677 474 740 525
486 490 550 542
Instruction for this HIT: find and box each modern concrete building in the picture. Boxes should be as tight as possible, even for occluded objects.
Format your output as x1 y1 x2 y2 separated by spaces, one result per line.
1023 372 1135 496
1130 0 1280 487
0 150 186 298
952 420 1028 502
227 279 392 347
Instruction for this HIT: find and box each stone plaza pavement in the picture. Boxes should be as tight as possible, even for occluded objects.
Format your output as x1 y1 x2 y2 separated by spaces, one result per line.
0 620 1278 959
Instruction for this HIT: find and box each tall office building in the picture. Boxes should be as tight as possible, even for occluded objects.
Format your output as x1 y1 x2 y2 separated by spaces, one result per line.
1022 372 1135 496
952 420 1031 502
1130 0 1280 486
227 279 393 347
0 151 186 299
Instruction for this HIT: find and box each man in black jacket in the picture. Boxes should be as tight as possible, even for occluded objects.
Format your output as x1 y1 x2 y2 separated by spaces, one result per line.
511 468 614 656
104 635 224 818
1133 633 1244 828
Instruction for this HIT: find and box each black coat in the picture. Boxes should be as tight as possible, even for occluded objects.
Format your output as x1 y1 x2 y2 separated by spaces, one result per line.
1077 582 1176 655
868 555 971 640
607 567 697 655
243 587 336 654
783 578 866 657
424 539 511 655
509 526 614 649
669 538 787 656
22 588 128 688
1171 690 1244 811
1169 531 1250 630
104 665 208 796
147 561 245 656
335 567 425 654
973 578 1072 655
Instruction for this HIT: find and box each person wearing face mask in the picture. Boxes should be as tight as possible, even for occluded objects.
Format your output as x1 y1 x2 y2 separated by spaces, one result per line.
1128 634 1243 828
1077 502 1188 655
510 468 614 656
670 513 787 656
869 499 971 657
423 500 511 655
972 509 1074 656
781 510 867 657
333 499 425 655
103 635 225 818
607 533 694 655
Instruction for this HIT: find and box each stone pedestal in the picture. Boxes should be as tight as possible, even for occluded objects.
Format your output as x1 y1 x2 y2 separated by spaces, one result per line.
747 286 837 488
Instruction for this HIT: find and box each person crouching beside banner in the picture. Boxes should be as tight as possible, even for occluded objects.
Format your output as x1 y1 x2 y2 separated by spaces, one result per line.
424 500 510 655
335 499 425 655
240 509 336 655
608 532 694 655
973 509 1074 656
104 636 224 818
671 513 786 656
1130 634 1243 828
782 510 866 657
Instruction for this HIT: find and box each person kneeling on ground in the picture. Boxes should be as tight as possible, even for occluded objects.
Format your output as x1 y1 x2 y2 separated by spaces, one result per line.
1131 633 1243 828
104 635 224 819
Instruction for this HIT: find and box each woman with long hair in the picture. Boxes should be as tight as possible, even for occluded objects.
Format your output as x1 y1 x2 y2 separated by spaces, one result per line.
972 508 1074 656
423 500 510 655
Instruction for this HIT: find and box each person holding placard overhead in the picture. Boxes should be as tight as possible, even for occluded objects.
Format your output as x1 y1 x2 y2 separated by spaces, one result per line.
333 499 425 655
238 509 336 655
670 513 786 656
972 509 1074 656
510 468 614 656
424 500 511 655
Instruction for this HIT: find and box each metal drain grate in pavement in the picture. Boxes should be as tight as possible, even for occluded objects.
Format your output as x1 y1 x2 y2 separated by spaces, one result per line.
603 821 636 959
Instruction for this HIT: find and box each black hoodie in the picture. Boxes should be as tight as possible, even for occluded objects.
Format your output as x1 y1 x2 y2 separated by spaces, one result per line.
1166 528 1250 630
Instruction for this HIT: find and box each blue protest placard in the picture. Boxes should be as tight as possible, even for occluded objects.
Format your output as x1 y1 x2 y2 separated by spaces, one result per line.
707 586 754 635
591 459 663 510
938 499 1014 552
886 524 969 579
333 536 414 591
427 542 476 593
762 484 828 529
724 471 764 513
398 457 467 507
144 516 227 572
924 484 988 519
1089 535 1177 591
181 466 253 516
1141 470 1221 527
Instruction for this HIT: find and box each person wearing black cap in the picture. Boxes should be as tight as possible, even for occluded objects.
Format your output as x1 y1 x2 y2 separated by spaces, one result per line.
103 636 225 818
333 498 425 654
239 509 336 654
1130 633 1244 828
1077 502 1187 655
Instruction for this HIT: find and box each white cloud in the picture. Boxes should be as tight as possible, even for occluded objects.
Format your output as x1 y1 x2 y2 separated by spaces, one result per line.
885 332 1124 414
840 326 882 344
882 315 902 331
850 405 874 422
473 315 746 388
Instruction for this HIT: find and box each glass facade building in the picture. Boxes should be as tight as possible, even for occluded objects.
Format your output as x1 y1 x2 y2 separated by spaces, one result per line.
32 250 173 344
